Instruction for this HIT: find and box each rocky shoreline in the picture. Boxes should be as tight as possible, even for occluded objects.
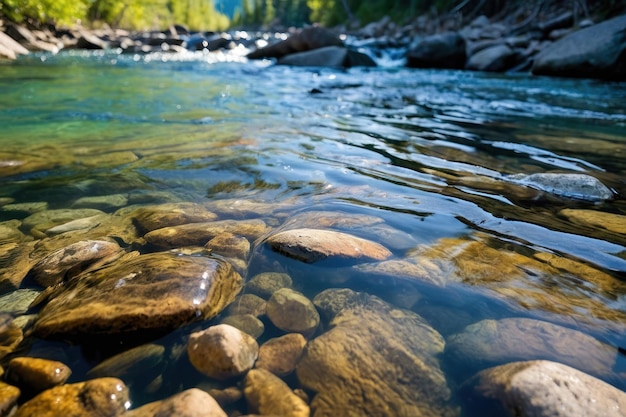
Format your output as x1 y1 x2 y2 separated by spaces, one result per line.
1 6 625 80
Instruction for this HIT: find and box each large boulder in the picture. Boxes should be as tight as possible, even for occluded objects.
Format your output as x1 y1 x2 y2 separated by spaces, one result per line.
466 44 517 72
462 360 626 417
277 46 377 68
296 289 457 417
33 252 242 340
248 26 343 59
407 31 466 69
532 14 626 80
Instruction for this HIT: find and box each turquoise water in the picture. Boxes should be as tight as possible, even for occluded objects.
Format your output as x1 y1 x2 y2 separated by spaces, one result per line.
1 50 626 414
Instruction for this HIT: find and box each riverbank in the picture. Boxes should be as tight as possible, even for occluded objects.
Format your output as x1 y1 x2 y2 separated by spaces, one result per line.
1 3 625 80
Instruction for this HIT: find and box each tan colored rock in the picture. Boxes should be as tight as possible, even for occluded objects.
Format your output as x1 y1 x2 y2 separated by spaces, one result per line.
6 357 71 392
14 377 128 417
28 239 124 287
33 253 242 340
145 219 270 248
205 232 250 260
445 318 617 380
266 288 319 336
220 314 264 339
87 344 164 379
266 228 391 263
0 380 20 416
187 324 259 379
206 386 242 406
297 289 456 417
125 388 227 417
0 288 40 315
0 315 23 360
246 272 292 299
45 215 103 236
21 208 105 234
132 202 218 232
224 294 266 317
280 210 384 230
244 368 309 417
256 333 306 376
71 194 128 211
560 208 626 234
465 360 626 417
0 241 37 292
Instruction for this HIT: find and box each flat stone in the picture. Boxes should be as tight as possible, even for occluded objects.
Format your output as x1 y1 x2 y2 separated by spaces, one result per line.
28 240 124 288
297 289 457 417
560 208 626 235
445 318 617 380
145 219 270 248
13 377 128 417
0 289 40 315
132 202 218 232
204 232 250 260
266 288 320 336
281 210 385 230
71 194 129 211
256 333 307 376
45 215 103 236
463 360 626 417
220 314 264 339
224 294 266 317
0 316 23 360
1 202 48 214
265 228 392 263
6 357 71 392
508 173 613 201
33 252 242 340
244 368 309 417
125 388 227 417
0 220 25 245
87 343 165 379
246 272 293 299
0 242 37 292
187 324 258 380
0 380 20 416
21 209 105 234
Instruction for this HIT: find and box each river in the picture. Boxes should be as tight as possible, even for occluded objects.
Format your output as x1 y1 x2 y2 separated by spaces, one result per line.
1 49 625 414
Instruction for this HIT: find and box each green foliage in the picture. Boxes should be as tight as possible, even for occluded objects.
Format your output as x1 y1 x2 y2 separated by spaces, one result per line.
0 0 88 25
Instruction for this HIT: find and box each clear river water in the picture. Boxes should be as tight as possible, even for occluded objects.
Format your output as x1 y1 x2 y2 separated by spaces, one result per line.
1 48 625 415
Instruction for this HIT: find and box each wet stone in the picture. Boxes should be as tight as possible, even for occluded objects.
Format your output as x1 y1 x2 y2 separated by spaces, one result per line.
0 380 20 416
266 288 320 337
246 272 293 299
297 288 457 417
131 202 218 232
28 239 124 288
0 315 24 360
44 215 103 236
145 219 270 249
256 333 307 376
33 252 243 340
1 201 48 214
507 173 614 202
13 377 128 417
445 318 618 381
463 360 626 417
560 208 626 235
205 232 250 260
206 386 243 407
224 294 267 317
244 368 310 417
71 194 129 211
21 208 105 235
87 343 165 380
265 228 392 263
6 357 71 392
0 289 40 315
0 241 36 292
125 388 227 417
187 324 259 380
280 210 385 230
220 314 265 339
0 220 26 245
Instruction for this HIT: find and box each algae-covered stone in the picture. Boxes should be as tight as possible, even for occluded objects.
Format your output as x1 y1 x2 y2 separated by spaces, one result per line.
125 388 227 417
256 333 307 376
266 288 319 336
463 360 626 417
6 357 71 392
132 202 218 232
21 208 105 235
445 318 617 380
224 294 267 317
266 228 392 263
0 241 37 292
0 380 20 416
145 219 270 248
14 377 128 417
187 324 258 380
72 194 129 211
0 289 40 315
33 252 242 340
28 239 124 288
0 221 27 244
560 208 626 235
0 315 23 360
220 314 264 339
205 232 250 260
297 289 457 417
244 368 309 417
246 272 293 299
87 344 165 379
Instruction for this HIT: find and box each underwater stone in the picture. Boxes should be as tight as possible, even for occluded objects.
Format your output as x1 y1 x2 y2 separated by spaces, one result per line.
6 357 71 392
87 343 165 380
244 368 310 417
71 194 129 211
125 388 227 417
187 324 258 380
266 228 392 263
204 232 250 260
0 242 37 292
13 377 128 417
266 288 320 336
560 208 626 235
224 294 267 317
21 208 105 235
220 314 265 339
463 360 626 417
0 315 23 360
508 173 613 201
131 202 218 232
33 252 242 340
0 381 20 416
256 333 307 376
246 271 293 299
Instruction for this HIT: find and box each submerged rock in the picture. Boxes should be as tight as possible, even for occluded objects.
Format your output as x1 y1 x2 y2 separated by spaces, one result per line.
246 271 293 299
256 333 307 376
71 194 128 211
131 202 218 232
21 208 105 235
14 377 128 417
297 288 457 417
266 288 320 336
0 315 24 360
220 314 265 339
265 228 392 263
445 318 617 380
407 31 466 69
508 173 613 201
33 252 242 340
125 388 227 417
187 324 259 380
463 360 626 417
560 208 626 235
6 357 71 392
277 46 376 68
0 380 20 416
224 294 267 317
244 368 310 417
87 343 165 380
